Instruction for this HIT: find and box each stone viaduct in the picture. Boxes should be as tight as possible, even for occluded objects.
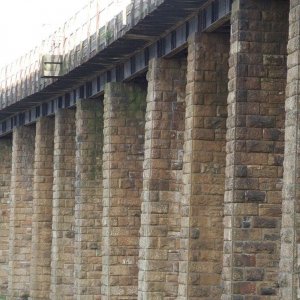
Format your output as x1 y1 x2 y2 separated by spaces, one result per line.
0 0 298 299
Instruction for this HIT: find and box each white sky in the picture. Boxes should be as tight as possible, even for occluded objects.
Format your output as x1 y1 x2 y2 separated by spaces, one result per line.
0 0 89 68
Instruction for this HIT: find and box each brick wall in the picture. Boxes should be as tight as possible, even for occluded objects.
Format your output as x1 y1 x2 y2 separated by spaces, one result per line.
8 126 36 299
74 99 103 299
0 139 12 298
279 1 300 298
50 109 76 300
178 33 229 300
222 0 288 298
101 83 146 299
30 117 54 299
138 58 186 299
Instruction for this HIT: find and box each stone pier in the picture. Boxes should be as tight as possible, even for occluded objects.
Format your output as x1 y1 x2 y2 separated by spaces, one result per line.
178 33 229 300
0 139 12 298
8 126 36 299
50 109 76 300
74 99 103 299
222 0 288 298
30 117 54 299
101 83 146 299
138 58 186 299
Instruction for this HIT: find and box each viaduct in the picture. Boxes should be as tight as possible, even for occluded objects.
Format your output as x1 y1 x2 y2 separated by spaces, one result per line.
0 0 298 299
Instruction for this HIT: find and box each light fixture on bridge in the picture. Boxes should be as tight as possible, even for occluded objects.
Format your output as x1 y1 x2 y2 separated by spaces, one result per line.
41 55 63 78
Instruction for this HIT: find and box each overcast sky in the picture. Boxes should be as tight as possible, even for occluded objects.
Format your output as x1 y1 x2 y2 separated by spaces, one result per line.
0 0 88 68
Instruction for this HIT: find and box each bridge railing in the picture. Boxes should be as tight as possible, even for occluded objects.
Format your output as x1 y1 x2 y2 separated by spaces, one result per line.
0 0 161 110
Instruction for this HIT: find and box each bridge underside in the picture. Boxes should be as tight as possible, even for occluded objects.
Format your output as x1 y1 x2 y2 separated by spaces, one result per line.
0 0 300 299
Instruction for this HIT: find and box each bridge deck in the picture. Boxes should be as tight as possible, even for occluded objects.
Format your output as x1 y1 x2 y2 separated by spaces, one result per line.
0 0 231 136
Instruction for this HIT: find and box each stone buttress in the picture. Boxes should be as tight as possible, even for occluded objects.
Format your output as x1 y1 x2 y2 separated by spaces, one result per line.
0 139 12 298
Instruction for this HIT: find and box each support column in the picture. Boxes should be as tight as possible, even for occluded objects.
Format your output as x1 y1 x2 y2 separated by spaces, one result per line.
0 139 12 298
30 117 54 299
50 109 76 299
279 1 300 298
138 58 186 298
178 33 229 299
74 99 103 299
222 0 288 298
101 83 146 299
8 126 35 299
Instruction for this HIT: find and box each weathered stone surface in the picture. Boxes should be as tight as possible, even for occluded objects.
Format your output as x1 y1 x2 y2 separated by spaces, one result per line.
101 83 146 299
74 99 103 299
279 1 300 299
0 139 12 298
30 117 54 299
222 0 288 299
138 57 186 299
50 109 76 300
8 126 36 299
178 32 229 300
0 2 296 299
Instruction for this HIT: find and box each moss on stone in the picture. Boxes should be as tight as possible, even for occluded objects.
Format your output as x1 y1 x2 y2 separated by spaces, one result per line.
126 87 147 116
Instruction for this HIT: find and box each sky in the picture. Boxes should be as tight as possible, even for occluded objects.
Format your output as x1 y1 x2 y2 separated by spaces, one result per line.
0 0 89 68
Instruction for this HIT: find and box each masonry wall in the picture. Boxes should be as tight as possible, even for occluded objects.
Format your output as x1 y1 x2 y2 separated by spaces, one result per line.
101 83 146 299
279 0 300 298
30 117 54 299
74 99 103 299
222 0 288 298
8 126 36 299
178 33 229 300
138 58 186 299
0 139 12 298
50 109 76 300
